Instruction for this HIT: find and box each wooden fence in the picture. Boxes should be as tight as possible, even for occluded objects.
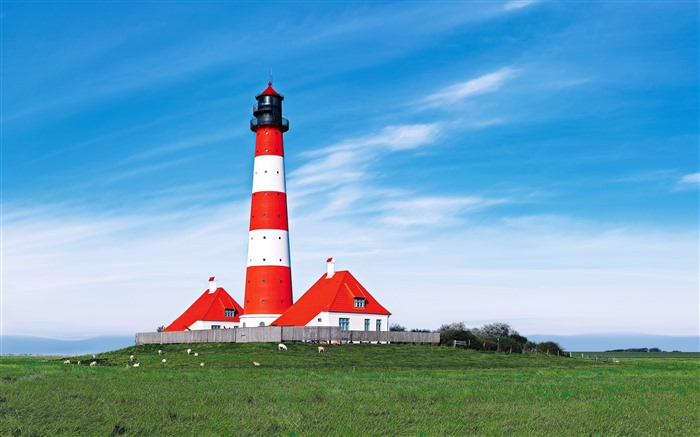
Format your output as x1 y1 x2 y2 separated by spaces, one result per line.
135 327 439 345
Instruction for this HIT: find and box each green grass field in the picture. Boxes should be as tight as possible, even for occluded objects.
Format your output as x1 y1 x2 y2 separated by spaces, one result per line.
1 343 698 436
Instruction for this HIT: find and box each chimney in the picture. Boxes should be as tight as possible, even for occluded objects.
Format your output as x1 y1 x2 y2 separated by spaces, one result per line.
208 276 217 293
326 258 335 278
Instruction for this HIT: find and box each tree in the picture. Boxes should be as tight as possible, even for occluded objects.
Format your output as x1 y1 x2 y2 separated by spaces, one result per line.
389 323 407 332
156 325 165 332
479 322 518 338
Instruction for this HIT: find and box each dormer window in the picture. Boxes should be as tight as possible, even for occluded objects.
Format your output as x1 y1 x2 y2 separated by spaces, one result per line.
224 308 236 318
354 298 366 308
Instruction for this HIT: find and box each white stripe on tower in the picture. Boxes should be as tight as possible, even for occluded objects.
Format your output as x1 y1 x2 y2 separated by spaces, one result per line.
251 155 286 193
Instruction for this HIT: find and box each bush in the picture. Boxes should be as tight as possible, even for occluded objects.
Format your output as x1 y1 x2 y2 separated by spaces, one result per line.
438 323 482 349
535 341 565 355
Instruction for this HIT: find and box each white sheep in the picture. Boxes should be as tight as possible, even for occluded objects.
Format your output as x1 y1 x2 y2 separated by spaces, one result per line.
278 343 288 351
129 355 134 361
253 361 261 367
92 354 96 359
200 362 205 367
194 352 199 357
318 346 326 353
77 361 81 366
89 361 97 366
162 358 167 363
133 363 140 367
187 349 192 355
63 359 71 364
158 350 162 355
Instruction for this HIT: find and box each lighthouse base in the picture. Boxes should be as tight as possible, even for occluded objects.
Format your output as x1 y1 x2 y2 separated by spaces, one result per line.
239 314 281 328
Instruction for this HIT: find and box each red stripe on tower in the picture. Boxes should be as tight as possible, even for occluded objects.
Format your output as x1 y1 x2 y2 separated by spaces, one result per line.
240 82 293 327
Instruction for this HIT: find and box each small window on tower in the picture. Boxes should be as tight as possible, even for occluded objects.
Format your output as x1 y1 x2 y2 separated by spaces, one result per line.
225 309 236 318
354 298 366 308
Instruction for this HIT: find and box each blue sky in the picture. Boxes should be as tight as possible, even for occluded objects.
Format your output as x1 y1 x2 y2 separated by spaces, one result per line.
2 1 698 339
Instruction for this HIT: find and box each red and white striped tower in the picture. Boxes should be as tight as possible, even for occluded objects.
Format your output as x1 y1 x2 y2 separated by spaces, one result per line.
239 82 293 327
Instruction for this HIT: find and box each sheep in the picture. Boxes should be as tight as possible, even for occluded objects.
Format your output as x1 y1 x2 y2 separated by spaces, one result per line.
133 363 140 368
278 343 288 351
194 352 199 357
77 361 81 366
318 346 326 353
200 362 205 367
332 340 341 345
187 348 192 355
253 361 261 367
63 359 71 364
162 359 167 363
158 350 162 355
129 355 134 361
89 361 97 366
92 354 96 359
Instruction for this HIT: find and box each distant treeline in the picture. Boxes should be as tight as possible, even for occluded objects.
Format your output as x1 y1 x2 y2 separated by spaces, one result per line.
390 322 565 355
605 348 675 353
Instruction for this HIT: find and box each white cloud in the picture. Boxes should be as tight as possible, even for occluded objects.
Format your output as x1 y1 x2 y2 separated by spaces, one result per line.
3 201 697 338
421 68 517 107
503 0 538 11
679 173 700 187
376 124 441 151
380 196 507 226
304 123 441 158
1 203 250 337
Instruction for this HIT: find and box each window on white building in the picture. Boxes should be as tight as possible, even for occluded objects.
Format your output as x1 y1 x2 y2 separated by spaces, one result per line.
339 318 350 331
364 319 370 331
376 319 381 331
212 325 221 330
224 309 236 318
354 298 366 308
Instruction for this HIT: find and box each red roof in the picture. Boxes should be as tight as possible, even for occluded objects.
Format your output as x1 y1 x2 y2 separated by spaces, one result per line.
271 270 391 327
259 82 280 97
164 287 244 332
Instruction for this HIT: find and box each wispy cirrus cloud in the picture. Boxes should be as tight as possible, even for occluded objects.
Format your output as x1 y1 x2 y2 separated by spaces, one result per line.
379 196 508 226
503 0 539 12
678 173 700 189
290 123 442 199
420 67 517 108
304 123 441 158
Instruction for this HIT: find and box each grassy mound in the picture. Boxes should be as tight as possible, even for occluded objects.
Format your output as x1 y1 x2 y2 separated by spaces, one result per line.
1 344 698 436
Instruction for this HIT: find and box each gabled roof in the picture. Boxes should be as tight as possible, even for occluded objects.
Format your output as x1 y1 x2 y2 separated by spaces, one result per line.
271 270 391 327
164 287 244 332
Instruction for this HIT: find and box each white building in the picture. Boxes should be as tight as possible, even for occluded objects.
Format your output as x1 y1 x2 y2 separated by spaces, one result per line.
271 258 391 331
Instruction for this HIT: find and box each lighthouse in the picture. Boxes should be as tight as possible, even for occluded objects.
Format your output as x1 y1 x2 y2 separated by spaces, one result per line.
239 82 293 327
